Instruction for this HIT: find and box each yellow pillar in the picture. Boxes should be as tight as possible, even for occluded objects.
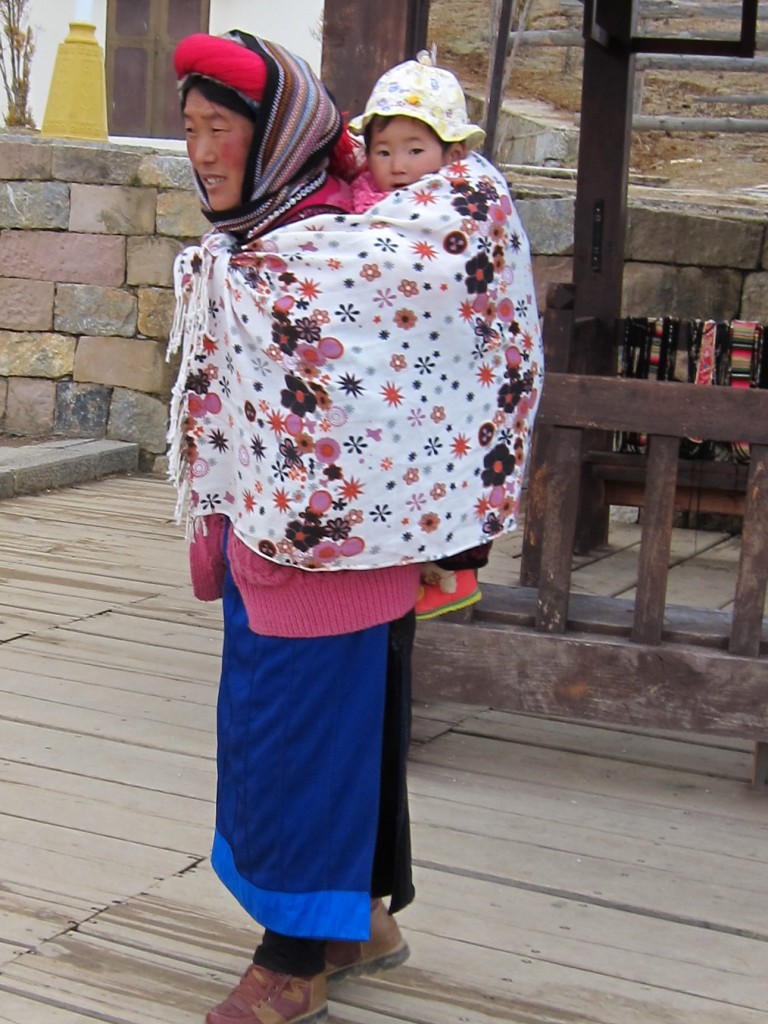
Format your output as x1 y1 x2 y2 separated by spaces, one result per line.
41 22 108 141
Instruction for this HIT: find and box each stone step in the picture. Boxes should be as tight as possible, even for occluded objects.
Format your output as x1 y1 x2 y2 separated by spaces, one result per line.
467 92 580 168
0 438 140 499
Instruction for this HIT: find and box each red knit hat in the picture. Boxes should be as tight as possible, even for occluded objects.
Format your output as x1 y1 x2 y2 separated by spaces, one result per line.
174 33 268 102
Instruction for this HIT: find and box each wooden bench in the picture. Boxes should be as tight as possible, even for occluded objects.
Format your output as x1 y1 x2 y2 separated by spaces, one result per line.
412 372 768 790
584 450 750 519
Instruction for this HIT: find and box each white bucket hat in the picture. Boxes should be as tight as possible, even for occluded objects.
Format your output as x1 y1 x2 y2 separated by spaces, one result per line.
349 50 486 149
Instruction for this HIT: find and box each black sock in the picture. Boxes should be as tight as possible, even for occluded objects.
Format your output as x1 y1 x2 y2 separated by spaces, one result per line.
253 929 326 977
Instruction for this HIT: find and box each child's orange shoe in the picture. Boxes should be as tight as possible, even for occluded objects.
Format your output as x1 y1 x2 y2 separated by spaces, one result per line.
415 567 481 620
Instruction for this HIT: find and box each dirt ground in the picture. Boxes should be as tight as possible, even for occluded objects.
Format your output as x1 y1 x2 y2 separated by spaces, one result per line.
429 0 768 194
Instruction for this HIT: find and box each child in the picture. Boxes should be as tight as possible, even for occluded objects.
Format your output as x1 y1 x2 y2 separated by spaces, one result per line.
349 52 491 620
348 49 485 212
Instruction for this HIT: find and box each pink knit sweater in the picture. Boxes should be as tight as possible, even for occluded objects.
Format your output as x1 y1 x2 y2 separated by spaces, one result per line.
189 515 420 638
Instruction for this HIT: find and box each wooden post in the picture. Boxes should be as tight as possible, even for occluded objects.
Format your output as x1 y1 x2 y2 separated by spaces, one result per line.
321 0 430 118
483 0 516 161
570 1 637 552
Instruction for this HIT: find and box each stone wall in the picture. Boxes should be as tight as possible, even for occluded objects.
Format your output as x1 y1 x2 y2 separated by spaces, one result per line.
520 190 768 324
2 134 767 472
0 135 205 472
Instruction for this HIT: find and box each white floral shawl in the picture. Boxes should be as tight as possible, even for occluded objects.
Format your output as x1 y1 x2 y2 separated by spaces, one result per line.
168 152 544 571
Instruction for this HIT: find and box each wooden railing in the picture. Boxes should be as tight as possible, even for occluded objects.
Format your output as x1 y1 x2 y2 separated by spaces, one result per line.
531 373 768 654
413 371 768 789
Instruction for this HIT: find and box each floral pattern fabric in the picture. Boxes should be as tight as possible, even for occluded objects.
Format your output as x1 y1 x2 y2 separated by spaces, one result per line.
168 152 544 571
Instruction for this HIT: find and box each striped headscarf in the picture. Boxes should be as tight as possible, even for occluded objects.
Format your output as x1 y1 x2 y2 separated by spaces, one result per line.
175 31 348 237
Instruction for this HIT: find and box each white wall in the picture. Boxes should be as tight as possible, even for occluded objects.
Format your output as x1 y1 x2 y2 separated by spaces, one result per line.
4 0 323 131
209 1 324 72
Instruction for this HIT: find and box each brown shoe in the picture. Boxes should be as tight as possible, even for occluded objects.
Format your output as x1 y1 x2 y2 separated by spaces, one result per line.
325 898 410 982
205 964 327 1024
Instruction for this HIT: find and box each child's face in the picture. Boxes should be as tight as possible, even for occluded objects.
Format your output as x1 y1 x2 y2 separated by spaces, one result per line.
367 116 464 192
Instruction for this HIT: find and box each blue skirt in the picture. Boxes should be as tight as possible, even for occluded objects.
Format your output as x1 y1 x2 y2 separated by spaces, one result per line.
211 565 389 941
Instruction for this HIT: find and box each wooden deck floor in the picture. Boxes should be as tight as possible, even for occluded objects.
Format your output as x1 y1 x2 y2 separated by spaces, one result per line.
0 476 766 1024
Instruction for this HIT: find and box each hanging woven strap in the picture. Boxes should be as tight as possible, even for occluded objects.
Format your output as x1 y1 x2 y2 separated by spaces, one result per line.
728 320 762 462
687 319 717 447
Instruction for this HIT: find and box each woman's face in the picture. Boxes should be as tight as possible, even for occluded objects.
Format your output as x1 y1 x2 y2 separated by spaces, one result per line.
183 88 255 211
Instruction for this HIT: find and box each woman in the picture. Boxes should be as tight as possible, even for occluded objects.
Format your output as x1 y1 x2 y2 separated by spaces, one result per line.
169 30 543 1024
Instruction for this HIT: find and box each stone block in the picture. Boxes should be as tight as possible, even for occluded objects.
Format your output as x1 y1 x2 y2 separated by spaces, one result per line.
149 452 169 477
469 94 579 167
108 387 169 453
13 459 92 493
5 377 56 434
156 190 207 238
138 287 175 340
0 181 69 229
626 206 763 270
74 335 170 393
0 376 7 420
138 152 195 189
69 184 157 235
0 137 52 180
55 285 137 337
127 236 182 287
92 439 140 476
516 197 574 255
51 142 144 185
0 279 55 330
0 331 76 377
0 231 125 286
740 272 768 321
622 263 743 321
54 381 112 436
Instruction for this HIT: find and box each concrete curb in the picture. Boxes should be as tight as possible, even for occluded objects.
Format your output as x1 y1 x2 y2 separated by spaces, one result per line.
0 438 140 499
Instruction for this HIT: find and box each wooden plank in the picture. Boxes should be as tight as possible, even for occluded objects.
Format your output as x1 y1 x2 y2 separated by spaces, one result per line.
0 645 219 701
1 817 196 901
411 728 768 820
730 443 768 656
360 927 768 1024
663 536 745 611
539 373 768 444
604 480 747 516
455 709 754 779
0 932 227 1024
0 720 216 799
61 610 224 657
2 474 768 1024
402 874 768 1016
413 619 768 738
0 666 216 728
0 762 211 851
0 689 214 756
2 631 219 683
409 817 768 926
571 528 738 605
753 742 768 792
408 761 768 858
631 434 678 644
535 426 581 633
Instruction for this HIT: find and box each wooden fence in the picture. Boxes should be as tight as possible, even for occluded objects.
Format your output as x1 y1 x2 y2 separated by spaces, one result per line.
506 1 768 132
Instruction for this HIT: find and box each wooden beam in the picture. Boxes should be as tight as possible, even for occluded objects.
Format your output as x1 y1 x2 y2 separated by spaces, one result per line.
730 444 768 658
413 615 768 740
538 373 768 445
631 435 678 645
483 0 516 161
535 427 581 634
569 5 636 551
